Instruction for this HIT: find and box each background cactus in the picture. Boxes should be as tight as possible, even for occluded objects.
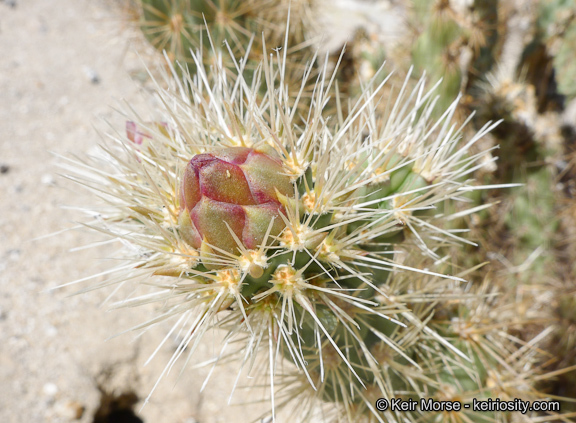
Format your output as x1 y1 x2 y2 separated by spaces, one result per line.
138 0 265 73
535 0 576 102
135 0 316 103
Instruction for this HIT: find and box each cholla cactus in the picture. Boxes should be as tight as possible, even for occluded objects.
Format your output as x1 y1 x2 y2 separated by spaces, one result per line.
345 0 498 113
64 37 576 422
536 0 576 101
136 0 313 80
138 0 266 70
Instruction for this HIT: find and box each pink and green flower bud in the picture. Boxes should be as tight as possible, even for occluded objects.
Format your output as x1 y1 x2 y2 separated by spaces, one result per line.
179 147 293 257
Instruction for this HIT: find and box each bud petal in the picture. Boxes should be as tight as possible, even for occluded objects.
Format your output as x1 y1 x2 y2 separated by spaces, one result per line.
241 151 293 202
242 203 286 249
212 146 252 164
178 208 202 248
191 197 246 254
181 165 202 211
126 121 150 145
193 155 256 205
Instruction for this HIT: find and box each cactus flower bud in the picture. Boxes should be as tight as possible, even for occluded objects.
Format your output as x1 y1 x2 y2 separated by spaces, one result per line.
179 147 293 256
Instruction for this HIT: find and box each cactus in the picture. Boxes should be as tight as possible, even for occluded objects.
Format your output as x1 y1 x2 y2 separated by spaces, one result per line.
62 33 576 421
342 0 499 113
136 0 314 84
535 0 576 101
62 2 576 420
138 0 263 71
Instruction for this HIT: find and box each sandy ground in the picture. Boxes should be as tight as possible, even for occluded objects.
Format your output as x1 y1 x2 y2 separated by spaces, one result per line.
0 1 270 422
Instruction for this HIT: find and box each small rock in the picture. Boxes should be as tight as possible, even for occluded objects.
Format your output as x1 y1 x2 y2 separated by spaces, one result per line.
1 0 17 8
45 324 58 337
83 66 100 85
42 382 59 398
7 249 21 261
41 173 55 186
53 399 85 420
0 164 9 174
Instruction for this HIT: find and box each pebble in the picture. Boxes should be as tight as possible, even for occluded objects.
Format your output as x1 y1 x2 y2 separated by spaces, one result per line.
53 399 85 420
41 173 55 186
83 66 100 85
45 324 58 337
8 249 21 261
42 382 59 397
1 0 17 8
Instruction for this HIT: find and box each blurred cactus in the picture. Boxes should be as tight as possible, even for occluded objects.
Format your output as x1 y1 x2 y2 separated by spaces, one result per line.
136 0 314 88
536 0 576 101
411 0 467 109
139 0 264 71
138 0 195 65
343 0 498 112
